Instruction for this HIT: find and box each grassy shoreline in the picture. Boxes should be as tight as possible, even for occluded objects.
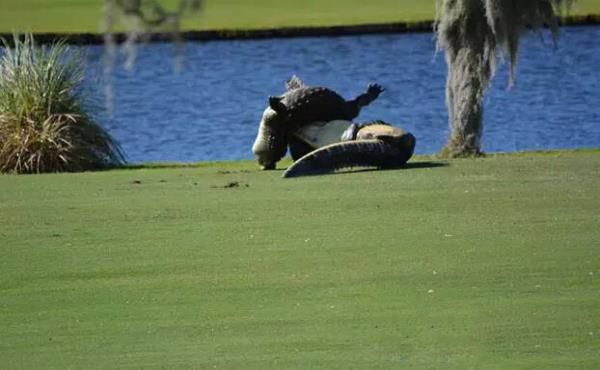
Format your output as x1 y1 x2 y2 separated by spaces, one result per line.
2 150 599 368
4 15 600 46
1 0 599 34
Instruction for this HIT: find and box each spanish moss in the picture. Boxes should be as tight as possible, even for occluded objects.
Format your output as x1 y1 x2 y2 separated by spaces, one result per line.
435 0 572 157
102 0 203 110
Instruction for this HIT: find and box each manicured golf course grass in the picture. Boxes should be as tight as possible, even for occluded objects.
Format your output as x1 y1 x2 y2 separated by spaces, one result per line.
1 151 599 368
1 0 599 34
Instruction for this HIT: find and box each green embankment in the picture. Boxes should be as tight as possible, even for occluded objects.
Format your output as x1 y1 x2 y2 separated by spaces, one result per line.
1 151 599 369
0 0 599 34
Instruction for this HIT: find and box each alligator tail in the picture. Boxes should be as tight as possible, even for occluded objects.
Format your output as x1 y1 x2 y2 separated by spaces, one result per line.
286 75 305 90
282 139 398 178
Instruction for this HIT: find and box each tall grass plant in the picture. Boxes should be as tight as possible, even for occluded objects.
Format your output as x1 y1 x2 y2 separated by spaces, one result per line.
0 34 125 173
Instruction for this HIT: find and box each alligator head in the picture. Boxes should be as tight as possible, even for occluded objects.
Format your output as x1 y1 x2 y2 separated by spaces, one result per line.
251 107 288 170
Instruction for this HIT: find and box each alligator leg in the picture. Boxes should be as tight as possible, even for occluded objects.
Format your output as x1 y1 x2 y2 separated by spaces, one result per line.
288 135 315 161
344 83 385 119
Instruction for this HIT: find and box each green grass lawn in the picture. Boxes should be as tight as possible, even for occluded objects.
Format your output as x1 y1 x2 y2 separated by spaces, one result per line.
1 151 599 368
0 0 599 33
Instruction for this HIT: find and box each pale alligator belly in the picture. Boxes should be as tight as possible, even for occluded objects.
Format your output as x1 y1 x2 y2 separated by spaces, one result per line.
356 124 403 139
293 120 353 149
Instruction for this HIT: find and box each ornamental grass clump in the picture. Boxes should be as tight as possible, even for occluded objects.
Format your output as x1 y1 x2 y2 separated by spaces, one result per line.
0 34 125 174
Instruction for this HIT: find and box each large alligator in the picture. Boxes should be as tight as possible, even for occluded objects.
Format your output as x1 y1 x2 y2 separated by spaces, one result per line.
251 76 384 170
282 121 416 178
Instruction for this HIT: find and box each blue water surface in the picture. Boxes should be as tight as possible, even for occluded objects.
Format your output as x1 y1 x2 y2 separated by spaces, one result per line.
84 26 600 163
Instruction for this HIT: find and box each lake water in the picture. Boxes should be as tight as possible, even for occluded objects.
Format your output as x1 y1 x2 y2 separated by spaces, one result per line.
85 26 600 163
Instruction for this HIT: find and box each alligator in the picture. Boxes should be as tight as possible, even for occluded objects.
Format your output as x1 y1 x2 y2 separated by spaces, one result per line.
251 76 384 170
282 121 416 178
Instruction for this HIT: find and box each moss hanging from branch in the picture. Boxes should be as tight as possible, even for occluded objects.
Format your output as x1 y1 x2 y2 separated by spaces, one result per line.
103 0 203 67
435 0 573 157
101 1 203 110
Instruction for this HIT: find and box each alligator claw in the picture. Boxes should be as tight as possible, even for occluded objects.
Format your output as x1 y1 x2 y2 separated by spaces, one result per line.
367 83 385 97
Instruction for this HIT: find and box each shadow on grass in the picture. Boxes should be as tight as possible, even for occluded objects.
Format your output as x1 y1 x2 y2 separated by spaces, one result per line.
284 160 449 178
404 161 449 170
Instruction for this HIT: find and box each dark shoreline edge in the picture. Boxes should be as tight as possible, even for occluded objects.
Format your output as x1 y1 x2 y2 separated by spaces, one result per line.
2 15 599 45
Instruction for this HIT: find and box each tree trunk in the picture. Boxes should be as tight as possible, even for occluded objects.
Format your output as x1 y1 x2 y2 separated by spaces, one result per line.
436 0 570 157
444 47 486 157
439 0 492 157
